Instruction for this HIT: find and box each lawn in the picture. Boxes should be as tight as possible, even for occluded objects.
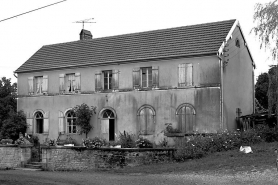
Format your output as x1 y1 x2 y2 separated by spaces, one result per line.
108 142 278 174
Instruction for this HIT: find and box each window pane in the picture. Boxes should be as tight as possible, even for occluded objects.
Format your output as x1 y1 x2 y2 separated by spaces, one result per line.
142 68 147 87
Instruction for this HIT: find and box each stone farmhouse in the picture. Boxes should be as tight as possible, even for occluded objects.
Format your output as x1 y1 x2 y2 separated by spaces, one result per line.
15 19 255 144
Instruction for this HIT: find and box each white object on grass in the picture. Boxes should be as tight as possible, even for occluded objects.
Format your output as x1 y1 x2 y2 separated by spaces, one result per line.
239 146 253 153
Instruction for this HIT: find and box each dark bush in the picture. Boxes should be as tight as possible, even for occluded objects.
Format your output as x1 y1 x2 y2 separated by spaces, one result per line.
118 131 136 148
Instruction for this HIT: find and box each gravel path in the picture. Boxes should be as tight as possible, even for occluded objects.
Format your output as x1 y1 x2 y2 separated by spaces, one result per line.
1 168 278 185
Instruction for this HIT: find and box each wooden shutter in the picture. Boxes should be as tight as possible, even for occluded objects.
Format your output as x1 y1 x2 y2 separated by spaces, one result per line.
112 70 119 90
58 111 65 134
42 75 48 94
146 108 155 134
178 64 186 87
75 73 81 91
133 68 140 89
101 119 109 133
28 77 34 94
139 110 146 135
59 74 65 93
152 66 159 88
95 71 102 91
26 112 33 134
185 64 193 86
43 111 49 134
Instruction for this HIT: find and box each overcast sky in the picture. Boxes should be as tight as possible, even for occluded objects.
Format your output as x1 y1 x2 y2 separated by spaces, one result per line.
0 0 274 83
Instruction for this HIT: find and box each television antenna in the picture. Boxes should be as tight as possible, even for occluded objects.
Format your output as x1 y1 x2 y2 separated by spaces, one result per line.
73 18 96 29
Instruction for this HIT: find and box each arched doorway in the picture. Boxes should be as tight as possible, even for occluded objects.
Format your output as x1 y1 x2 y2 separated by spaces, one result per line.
99 108 116 141
34 111 44 133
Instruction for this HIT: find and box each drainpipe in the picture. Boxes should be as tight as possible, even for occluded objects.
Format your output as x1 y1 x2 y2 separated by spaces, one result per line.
13 71 18 112
217 55 224 131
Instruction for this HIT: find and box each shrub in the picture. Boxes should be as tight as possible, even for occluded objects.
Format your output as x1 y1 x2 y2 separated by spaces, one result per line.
0 110 27 141
135 137 153 148
83 137 107 148
165 123 181 133
118 131 136 148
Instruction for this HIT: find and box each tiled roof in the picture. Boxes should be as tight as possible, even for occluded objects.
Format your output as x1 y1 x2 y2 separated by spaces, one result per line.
15 19 236 73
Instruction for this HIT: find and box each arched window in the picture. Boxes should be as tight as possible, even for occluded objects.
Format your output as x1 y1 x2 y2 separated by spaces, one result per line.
100 108 116 141
235 38 240 48
137 105 155 135
102 109 115 119
35 111 44 133
176 104 196 133
66 110 77 134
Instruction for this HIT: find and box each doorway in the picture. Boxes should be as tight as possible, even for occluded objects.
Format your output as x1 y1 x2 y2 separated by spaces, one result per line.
101 109 116 141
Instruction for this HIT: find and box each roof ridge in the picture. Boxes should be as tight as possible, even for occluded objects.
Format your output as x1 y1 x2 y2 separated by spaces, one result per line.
43 19 236 48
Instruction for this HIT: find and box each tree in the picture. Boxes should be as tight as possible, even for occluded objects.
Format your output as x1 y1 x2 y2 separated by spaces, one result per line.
255 72 269 109
0 110 27 141
73 103 96 138
252 0 278 59
0 77 17 129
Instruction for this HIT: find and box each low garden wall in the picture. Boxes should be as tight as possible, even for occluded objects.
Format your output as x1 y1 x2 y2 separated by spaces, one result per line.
41 146 176 171
0 145 32 169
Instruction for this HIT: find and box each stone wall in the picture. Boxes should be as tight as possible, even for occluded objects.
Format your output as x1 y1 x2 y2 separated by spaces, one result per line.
41 146 176 171
0 145 32 169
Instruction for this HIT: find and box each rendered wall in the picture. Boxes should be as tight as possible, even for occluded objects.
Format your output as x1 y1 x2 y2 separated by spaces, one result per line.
222 26 254 131
17 56 221 144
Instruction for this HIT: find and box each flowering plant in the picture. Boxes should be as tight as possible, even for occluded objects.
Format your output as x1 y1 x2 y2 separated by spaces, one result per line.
82 137 107 148
135 137 153 148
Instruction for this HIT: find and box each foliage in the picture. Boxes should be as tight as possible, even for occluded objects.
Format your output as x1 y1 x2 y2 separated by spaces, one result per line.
158 138 169 148
73 103 96 138
135 137 153 148
117 131 136 148
82 137 107 148
175 129 265 161
255 72 269 109
26 135 40 146
0 77 17 129
164 123 181 133
252 0 278 59
0 111 27 141
0 139 13 145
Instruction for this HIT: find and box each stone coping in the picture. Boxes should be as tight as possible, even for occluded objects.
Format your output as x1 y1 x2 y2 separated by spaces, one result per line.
41 146 176 152
0 144 33 148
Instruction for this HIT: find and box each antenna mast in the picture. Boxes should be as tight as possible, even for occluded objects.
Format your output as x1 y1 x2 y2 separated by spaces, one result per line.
73 18 96 29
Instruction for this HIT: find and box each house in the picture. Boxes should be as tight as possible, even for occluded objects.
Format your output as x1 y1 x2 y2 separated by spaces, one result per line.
15 19 255 144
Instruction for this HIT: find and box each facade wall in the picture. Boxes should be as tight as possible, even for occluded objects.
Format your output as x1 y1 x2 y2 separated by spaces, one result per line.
17 56 222 144
222 27 254 131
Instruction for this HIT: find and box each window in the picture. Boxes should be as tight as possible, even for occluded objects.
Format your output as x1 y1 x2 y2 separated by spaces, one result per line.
141 67 152 88
235 38 240 48
176 104 196 133
95 70 119 91
100 109 116 141
66 110 77 134
178 63 193 87
35 76 43 94
35 111 44 133
59 73 81 94
133 66 159 89
103 70 112 90
137 105 155 135
28 75 48 95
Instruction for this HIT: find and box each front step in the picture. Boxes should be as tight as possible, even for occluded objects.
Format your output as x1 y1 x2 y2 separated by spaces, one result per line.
19 162 44 171
14 167 42 171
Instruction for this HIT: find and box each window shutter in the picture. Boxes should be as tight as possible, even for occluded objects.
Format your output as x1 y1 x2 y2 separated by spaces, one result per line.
139 111 146 135
146 108 155 134
75 73 81 91
186 64 193 86
26 112 33 134
59 74 65 93
95 71 102 91
101 119 109 134
152 66 159 88
28 77 34 94
42 75 48 94
178 64 186 87
133 68 140 89
112 70 119 90
43 111 49 134
58 111 65 134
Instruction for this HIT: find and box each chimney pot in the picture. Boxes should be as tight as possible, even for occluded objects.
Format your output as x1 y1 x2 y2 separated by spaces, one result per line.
79 29 92 40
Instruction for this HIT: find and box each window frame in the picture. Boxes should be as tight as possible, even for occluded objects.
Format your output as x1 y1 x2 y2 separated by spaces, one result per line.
141 67 152 88
34 111 44 134
176 103 196 133
35 76 43 95
66 110 77 134
103 70 113 90
137 105 156 135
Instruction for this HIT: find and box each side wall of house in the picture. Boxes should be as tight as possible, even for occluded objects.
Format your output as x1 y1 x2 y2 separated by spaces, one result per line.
17 56 221 144
222 26 254 131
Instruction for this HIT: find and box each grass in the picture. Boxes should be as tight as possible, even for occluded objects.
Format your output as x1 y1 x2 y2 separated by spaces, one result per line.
106 142 278 174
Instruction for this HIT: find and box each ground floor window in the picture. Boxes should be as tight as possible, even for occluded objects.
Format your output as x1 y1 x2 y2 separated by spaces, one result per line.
66 110 77 134
176 103 196 133
138 105 155 135
35 111 44 133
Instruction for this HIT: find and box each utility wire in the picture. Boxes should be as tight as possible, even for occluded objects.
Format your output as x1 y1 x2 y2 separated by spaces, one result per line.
0 0 67 23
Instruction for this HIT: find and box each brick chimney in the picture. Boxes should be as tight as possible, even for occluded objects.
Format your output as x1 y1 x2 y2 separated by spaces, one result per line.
79 29 92 40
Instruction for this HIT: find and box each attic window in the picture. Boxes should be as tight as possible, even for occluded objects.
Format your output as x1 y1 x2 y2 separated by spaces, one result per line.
235 39 240 48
